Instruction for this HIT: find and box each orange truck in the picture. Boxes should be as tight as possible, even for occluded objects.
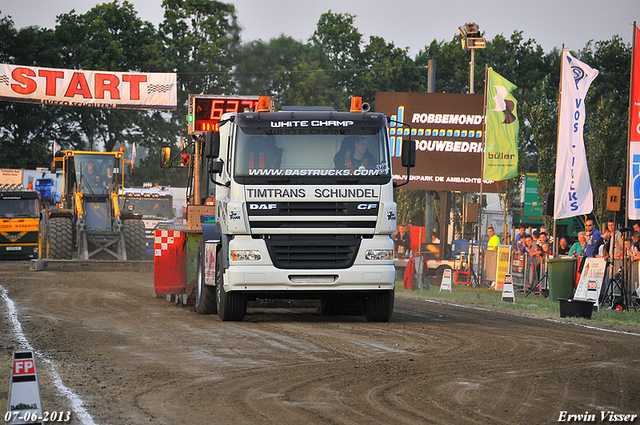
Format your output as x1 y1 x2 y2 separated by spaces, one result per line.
0 188 41 259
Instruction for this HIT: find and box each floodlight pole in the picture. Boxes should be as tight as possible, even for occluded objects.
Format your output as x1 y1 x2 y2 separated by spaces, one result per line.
469 49 475 94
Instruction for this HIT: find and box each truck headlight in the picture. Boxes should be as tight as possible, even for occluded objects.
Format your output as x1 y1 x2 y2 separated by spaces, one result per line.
365 249 393 260
231 250 262 261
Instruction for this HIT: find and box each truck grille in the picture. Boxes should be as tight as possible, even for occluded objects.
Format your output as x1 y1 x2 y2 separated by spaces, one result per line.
278 202 348 215
265 235 361 269
247 201 378 232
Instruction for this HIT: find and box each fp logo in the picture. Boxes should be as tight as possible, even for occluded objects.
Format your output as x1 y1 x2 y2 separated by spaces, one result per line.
14 359 35 375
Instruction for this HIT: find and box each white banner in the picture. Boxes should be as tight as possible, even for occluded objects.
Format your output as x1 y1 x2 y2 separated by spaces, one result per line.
0 64 176 110
554 50 599 220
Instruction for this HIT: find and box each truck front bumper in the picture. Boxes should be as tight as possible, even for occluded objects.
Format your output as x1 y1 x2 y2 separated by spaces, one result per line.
225 264 395 292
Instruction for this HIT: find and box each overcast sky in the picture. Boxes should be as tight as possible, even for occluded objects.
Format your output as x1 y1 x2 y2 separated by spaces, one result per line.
1 0 637 57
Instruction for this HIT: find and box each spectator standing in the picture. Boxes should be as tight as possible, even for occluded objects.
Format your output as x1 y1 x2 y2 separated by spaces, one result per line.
514 224 529 254
598 229 611 258
487 226 500 250
605 220 623 260
624 238 640 261
540 225 554 244
584 220 603 258
569 232 586 257
537 232 552 252
632 224 640 250
557 238 570 256
394 225 411 258
524 234 542 284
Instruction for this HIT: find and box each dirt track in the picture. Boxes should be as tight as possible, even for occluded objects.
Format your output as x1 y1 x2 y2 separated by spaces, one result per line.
1 261 639 425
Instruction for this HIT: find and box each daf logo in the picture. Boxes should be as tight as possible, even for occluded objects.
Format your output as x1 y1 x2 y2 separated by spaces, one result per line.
357 203 377 210
250 203 277 210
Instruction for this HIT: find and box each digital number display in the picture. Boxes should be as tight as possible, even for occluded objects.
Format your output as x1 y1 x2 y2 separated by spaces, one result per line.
192 96 260 133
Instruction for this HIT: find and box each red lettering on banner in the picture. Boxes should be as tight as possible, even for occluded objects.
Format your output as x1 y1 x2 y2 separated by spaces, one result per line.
122 74 147 100
11 67 37 94
38 69 64 96
64 72 92 98
95 73 121 100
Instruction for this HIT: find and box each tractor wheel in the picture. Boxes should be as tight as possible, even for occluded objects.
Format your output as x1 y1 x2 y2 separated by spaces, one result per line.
123 220 146 261
48 217 73 260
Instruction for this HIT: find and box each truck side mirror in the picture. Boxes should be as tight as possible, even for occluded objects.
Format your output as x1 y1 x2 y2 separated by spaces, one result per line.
161 146 171 168
205 131 220 158
401 139 416 168
209 158 223 175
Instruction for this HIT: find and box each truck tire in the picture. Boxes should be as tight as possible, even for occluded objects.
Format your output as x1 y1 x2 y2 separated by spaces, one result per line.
364 288 394 322
48 217 73 260
123 220 146 261
216 252 246 321
195 244 217 314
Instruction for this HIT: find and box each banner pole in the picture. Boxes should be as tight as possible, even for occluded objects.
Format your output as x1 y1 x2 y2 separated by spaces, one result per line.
554 45 565 224
479 65 489 284
552 46 565 257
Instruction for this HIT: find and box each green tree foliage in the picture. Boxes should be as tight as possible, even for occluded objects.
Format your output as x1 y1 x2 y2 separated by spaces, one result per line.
395 189 425 227
360 36 420 106
310 11 363 97
161 0 239 97
0 3 634 225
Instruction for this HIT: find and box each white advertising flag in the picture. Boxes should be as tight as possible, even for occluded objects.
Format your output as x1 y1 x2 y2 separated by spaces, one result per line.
554 50 599 220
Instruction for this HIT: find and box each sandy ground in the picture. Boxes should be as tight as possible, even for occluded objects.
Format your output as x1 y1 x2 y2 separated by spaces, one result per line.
1 261 639 425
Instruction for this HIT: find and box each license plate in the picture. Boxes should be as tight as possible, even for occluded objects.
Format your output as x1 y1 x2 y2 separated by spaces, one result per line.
6 246 21 251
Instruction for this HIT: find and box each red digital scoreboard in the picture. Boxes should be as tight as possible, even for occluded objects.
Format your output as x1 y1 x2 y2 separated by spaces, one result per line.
188 95 261 134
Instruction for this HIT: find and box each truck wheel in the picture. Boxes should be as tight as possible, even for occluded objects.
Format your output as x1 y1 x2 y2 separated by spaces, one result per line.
364 288 394 322
216 252 246 321
195 244 217 314
49 217 73 260
123 220 146 261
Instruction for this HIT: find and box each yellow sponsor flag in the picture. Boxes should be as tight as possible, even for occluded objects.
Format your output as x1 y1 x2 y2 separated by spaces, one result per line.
484 68 519 181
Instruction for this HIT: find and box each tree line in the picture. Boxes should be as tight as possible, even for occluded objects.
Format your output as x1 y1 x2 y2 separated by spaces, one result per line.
0 0 632 228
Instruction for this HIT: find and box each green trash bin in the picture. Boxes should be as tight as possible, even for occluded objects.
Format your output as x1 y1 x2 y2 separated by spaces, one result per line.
546 258 577 301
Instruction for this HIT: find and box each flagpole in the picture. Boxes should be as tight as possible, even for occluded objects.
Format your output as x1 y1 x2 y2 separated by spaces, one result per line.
478 65 489 285
553 45 566 258
626 22 637 229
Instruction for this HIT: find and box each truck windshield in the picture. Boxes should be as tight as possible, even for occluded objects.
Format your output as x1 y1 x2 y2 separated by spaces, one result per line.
0 198 40 218
74 154 116 195
233 115 391 184
121 196 173 220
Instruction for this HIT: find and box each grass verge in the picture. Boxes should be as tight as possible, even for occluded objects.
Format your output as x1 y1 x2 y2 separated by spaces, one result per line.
396 280 640 333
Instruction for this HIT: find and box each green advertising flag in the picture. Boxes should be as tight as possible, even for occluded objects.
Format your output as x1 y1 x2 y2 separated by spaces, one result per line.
484 68 519 181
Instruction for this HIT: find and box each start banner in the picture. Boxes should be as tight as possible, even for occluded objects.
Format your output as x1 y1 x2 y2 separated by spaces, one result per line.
0 63 176 111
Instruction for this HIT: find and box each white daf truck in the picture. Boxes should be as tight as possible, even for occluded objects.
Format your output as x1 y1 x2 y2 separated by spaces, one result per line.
163 96 415 321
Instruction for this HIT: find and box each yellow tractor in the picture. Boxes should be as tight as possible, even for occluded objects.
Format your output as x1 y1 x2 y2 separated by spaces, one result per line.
41 150 145 261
